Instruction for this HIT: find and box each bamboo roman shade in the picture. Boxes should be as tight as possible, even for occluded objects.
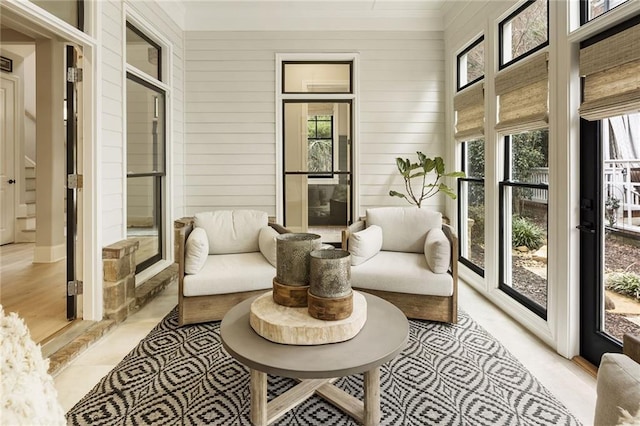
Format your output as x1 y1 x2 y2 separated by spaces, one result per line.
454 83 484 141
495 52 549 133
579 23 640 120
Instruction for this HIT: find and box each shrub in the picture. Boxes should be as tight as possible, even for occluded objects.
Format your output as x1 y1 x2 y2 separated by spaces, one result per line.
606 272 640 300
468 204 485 246
512 216 544 250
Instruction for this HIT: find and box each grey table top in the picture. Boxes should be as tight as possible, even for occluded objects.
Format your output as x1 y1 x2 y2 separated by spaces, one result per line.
220 292 409 379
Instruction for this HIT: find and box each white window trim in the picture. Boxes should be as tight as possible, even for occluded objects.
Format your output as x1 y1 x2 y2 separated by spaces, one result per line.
275 52 360 223
123 6 175 284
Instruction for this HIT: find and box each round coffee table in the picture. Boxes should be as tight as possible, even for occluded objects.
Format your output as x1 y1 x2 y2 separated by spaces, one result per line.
221 292 409 426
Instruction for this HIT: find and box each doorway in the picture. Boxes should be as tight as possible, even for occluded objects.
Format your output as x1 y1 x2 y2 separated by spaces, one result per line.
0 23 82 343
283 101 352 243
278 58 357 244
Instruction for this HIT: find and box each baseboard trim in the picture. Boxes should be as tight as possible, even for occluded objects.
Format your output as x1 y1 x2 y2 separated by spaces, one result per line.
33 244 66 263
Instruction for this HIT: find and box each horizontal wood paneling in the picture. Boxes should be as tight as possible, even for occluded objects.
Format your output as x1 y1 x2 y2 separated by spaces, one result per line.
184 30 445 215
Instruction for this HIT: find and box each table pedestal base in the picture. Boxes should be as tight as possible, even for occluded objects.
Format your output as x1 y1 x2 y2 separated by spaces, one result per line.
250 367 381 426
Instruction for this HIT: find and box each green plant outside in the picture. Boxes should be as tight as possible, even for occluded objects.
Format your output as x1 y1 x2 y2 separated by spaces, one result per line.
606 272 640 300
512 216 544 250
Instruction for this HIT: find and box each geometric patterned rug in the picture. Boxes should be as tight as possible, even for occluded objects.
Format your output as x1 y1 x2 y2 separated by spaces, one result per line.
66 307 582 425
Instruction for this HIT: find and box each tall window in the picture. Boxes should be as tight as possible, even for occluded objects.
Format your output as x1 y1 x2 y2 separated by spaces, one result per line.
459 140 485 275
455 36 486 276
499 0 548 69
500 130 549 318
126 22 165 273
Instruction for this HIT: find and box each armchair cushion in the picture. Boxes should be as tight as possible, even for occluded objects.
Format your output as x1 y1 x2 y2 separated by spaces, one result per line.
349 225 383 266
350 251 453 297
195 210 268 254
424 228 451 274
183 252 274 297
366 207 442 253
258 226 279 267
184 227 209 275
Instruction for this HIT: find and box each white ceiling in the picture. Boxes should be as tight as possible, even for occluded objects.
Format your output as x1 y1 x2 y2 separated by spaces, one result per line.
181 0 458 31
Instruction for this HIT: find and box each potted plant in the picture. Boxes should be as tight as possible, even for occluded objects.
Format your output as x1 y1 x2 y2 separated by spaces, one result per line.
389 152 465 207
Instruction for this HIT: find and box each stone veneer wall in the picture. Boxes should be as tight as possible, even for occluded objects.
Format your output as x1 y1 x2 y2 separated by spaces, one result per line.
102 240 139 322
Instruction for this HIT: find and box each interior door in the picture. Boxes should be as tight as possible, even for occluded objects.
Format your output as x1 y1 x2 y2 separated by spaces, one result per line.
66 45 79 320
1 76 17 245
283 100 352 237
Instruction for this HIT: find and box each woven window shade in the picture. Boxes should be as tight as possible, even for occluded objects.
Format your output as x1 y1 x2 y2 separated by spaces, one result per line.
495 52 549 133
579 23 640 121
454 83 484 141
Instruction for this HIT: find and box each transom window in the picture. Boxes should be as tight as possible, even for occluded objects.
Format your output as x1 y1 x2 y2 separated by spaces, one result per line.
457 37 485 91
499 0 549 69
581 0 630 23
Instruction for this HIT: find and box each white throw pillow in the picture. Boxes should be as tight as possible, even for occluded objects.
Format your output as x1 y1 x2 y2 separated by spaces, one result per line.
349 225 383 266
258 226 278 267
195 210 268 254
185 227 209 275
424 227 450 274
366 207 442 253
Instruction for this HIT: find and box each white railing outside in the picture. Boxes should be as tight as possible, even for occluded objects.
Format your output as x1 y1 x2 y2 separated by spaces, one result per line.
604 160 640 230
529 167 549 204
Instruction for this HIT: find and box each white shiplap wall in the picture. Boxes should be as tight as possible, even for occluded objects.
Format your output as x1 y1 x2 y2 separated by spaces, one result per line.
184 31 445 218
100 0 185 245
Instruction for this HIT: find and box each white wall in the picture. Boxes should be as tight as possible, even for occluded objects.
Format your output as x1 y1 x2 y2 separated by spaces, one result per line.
100 0 185 246
184 31 446 217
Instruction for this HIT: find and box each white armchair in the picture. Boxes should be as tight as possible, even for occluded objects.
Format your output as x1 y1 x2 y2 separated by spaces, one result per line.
342 207 458 323
174 210 288 325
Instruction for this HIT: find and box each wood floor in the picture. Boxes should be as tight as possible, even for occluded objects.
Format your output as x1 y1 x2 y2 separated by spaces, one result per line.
0 243 70 344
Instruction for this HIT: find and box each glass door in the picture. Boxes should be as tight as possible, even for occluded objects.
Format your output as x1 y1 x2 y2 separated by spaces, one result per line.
580 115 640 365
283 101 352 240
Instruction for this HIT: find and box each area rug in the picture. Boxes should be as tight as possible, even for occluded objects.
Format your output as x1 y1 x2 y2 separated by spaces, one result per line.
67 307 581 425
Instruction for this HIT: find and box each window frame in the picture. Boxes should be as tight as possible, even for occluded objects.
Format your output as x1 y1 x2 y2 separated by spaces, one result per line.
498 134 549 320
498 0 550 70
126 20 162 81
457 36 485 92
457 140 486 277
282 61 353 94
580 0 631 25
307 114 335 179
125 19 167 275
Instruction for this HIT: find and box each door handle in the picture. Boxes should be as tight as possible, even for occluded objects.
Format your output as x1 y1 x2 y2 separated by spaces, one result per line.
7 179 15 184
576 224 596 234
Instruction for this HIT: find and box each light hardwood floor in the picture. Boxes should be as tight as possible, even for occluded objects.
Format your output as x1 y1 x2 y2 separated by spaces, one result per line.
0 243 70 344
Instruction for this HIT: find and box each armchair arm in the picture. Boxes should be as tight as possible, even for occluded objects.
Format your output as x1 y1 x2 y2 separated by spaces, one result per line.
342 219 366 250
268 222 290 235
624 334 640 364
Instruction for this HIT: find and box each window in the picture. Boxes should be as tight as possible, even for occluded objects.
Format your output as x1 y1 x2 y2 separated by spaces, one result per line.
500 130 549 319
307 114 333 177
457 37 485 91
126 22 161 80
458 139 485 275
499 0 548 69
126 22 165 274
581 0 630 23
29 0 83 30
283 62 352 94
